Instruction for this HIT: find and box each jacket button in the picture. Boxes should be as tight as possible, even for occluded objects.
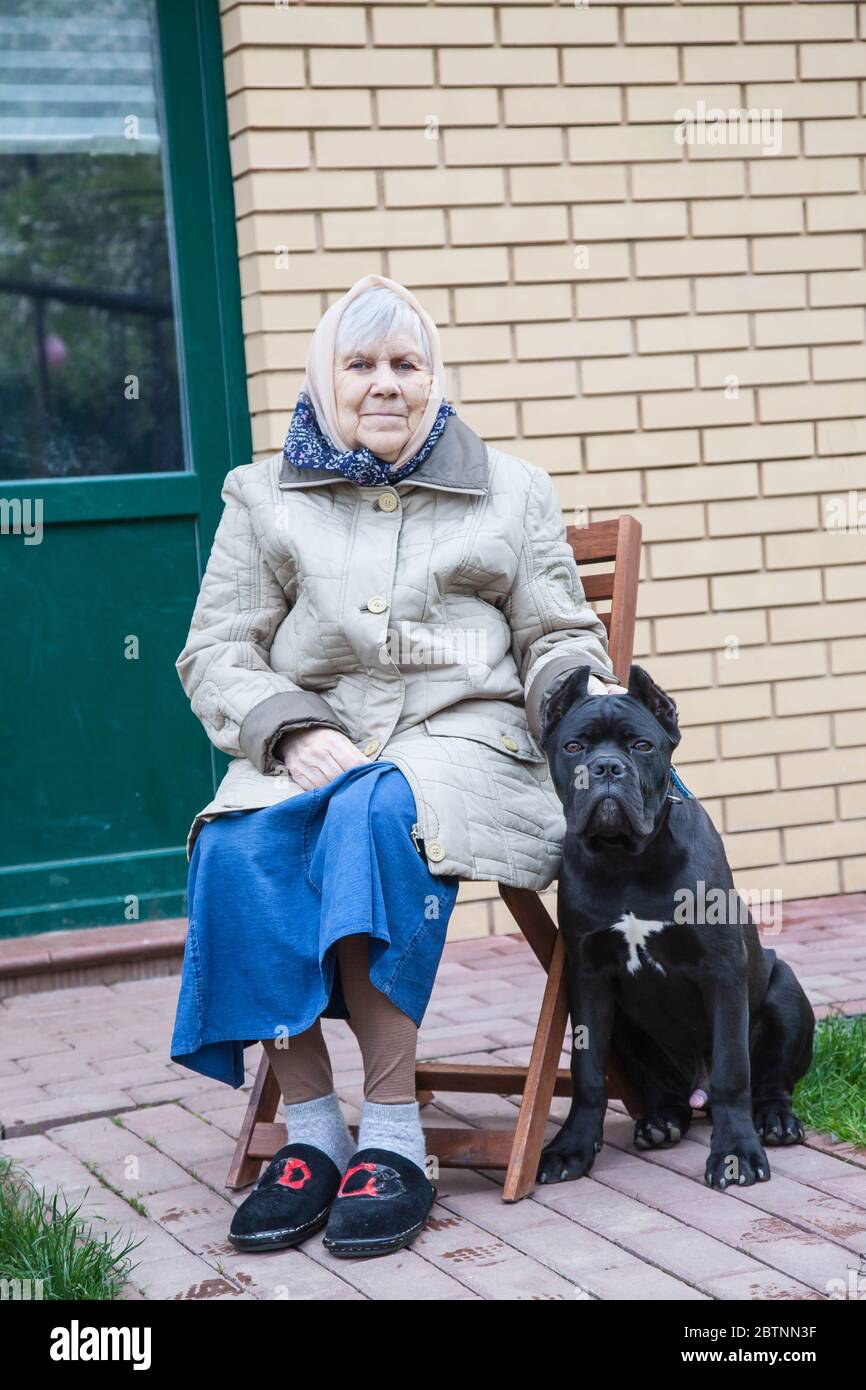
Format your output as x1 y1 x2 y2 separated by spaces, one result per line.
366 595 388 613
426 840 445 861
501 734 519 752
377 492 398 512
363 738 381 756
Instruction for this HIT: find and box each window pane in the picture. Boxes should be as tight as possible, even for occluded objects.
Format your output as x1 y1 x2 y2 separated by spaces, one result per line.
0 0 185 480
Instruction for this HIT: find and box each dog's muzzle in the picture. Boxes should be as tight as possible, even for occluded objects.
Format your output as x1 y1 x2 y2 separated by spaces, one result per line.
568 757 656 843
588 795 629 835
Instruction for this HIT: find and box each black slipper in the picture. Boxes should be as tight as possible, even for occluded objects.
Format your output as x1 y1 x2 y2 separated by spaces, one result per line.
228 1142 342 1252
322 1147 436 1259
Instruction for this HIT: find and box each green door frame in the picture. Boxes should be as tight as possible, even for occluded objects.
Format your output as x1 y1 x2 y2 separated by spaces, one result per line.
157 0 251 552
0 0 249 936
156 0 252 794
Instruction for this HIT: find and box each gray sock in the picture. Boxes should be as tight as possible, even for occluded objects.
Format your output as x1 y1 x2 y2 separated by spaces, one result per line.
358 1099 427 1173
284 1091 355 1173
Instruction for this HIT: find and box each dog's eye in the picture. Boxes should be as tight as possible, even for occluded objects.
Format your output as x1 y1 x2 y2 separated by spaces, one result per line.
632 739 653 751
564 740 584 753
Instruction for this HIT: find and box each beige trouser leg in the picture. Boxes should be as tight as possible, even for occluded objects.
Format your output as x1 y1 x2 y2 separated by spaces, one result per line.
261 1022 334 1104
337 932 419 1104
261 933 418 1105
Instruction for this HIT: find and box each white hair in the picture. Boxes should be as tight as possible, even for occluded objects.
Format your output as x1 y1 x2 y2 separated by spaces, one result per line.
335 286 432 368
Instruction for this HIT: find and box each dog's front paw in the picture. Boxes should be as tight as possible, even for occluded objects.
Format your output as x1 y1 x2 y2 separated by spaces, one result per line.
705 1137 770 1190
634 1110 688 1149
754 1104 806 1146
537 1134 602 1185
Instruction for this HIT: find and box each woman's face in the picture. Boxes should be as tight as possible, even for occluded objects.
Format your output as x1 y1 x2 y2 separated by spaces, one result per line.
334 333 434 462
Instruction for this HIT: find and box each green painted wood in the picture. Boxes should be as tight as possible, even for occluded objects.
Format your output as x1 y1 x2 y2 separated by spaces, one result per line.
0 0 250 936
0 472 201 525
155 0 252 554
0 518 215 935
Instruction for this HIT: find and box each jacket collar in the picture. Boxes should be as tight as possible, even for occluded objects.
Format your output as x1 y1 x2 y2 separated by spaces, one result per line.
277 413 489 496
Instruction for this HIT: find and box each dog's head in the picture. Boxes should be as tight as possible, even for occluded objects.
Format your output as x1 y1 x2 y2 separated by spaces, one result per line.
539 664 681 856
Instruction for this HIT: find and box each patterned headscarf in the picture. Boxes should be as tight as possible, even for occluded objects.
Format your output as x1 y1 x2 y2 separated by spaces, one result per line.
282 274 453 486
283 390 455 487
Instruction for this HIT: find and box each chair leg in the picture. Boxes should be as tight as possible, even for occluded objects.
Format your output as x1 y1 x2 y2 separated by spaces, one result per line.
502 932 570 1202
226 1050 281 1190
499 884 558 970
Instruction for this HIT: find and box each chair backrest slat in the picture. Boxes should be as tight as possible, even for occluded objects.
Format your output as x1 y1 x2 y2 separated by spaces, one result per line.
567 515 642 686
578 573 614 603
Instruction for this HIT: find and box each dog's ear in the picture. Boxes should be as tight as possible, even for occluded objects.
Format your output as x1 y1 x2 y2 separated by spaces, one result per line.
627 664 681 747
539 665 592 746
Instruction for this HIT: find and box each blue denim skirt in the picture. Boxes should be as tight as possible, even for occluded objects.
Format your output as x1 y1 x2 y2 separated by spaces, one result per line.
170 760 459 1088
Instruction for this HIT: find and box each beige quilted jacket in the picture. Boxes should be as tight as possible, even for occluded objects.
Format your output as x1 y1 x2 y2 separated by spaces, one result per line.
176 413 619 889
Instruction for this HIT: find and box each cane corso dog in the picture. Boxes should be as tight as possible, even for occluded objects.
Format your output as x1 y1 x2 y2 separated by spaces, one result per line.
536 664 814 1191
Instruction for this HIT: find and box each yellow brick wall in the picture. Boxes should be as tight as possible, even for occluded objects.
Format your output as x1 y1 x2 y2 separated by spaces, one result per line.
220 0 866 936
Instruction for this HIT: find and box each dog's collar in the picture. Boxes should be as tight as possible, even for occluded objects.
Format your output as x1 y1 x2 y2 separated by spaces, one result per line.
668 766 693 801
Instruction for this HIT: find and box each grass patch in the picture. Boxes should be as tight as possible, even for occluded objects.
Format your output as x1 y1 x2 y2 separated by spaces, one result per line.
0 1154 144 1300
793 1010 866 1149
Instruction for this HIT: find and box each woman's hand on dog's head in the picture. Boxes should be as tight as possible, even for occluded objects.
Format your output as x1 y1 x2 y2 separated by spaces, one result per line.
586 674 628 697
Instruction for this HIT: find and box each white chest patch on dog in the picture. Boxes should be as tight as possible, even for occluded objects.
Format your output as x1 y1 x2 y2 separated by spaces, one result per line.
610 912 669 975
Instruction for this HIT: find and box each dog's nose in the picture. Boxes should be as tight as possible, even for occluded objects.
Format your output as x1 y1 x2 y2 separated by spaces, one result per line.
591 756 626 779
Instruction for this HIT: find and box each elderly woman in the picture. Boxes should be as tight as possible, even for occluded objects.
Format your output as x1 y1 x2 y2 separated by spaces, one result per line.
170 274 625 1260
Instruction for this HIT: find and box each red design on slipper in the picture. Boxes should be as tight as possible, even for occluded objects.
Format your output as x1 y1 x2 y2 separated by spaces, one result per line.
277 1156 312 1188
338 1161 405 1200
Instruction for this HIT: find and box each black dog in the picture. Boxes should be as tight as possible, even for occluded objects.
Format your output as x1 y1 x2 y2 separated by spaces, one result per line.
537 664 814 1191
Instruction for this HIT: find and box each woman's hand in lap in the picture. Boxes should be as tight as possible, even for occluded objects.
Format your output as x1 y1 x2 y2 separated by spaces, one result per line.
586 674 628 697
276 726 373 791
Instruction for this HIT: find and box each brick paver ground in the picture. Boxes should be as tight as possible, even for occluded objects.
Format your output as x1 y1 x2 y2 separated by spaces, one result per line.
1 893 864 1301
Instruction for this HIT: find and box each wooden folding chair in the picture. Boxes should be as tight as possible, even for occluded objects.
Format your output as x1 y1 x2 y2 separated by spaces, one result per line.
227 514 646 1202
